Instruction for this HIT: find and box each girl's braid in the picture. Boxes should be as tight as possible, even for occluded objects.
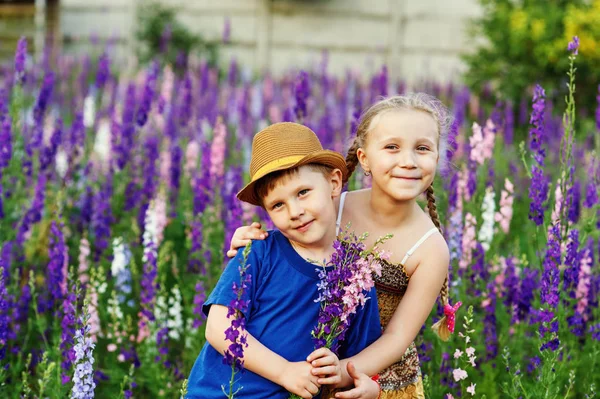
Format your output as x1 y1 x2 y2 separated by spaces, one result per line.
427 185 452 341
344 138 361 186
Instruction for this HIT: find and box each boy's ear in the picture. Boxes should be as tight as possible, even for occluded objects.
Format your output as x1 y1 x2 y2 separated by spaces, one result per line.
357 147 369 173
330 168 343 197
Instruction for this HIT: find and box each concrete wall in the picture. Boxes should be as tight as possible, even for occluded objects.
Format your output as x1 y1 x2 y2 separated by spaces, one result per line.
59 0 482 83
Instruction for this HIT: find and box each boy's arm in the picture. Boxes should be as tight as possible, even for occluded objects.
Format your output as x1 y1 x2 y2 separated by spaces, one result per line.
206 304 320 398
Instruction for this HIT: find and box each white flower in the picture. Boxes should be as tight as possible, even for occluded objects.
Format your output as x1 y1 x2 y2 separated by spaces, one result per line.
453 349 463 359
478 186 496 251
83 95 95 128
467 383 476 396
452 368 468 381
55 149 68 179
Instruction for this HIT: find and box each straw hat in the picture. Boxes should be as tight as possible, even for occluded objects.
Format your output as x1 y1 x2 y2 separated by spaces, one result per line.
237 122 348 206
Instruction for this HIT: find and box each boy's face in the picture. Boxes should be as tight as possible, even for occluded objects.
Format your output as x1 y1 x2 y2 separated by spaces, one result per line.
261 166 342 252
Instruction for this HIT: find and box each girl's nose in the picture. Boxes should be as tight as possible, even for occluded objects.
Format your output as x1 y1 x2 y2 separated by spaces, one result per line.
398 150 417 168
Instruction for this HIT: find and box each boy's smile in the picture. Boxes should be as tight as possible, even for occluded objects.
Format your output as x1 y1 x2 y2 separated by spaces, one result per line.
263 166 342 261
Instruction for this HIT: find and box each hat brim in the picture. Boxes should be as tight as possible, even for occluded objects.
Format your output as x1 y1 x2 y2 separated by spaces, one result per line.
237 150 348 206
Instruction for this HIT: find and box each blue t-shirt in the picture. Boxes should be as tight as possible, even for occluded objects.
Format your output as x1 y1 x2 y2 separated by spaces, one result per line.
186 230 381 398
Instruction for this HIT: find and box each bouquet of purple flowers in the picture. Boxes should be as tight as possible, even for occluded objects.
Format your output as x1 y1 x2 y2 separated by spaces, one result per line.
311 228 392 353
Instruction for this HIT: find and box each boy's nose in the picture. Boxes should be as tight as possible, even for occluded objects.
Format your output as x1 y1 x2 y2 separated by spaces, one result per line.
288 202 305 219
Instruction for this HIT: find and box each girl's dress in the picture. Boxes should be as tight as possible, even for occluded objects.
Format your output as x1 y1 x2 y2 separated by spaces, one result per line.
333 192 439 399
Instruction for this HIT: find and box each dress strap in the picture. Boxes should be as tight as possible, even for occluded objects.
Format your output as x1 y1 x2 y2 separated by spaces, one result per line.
335 192 348 236
399 227 440 266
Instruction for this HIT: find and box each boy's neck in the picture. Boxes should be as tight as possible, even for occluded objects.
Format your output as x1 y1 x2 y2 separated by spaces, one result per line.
288 235 336 264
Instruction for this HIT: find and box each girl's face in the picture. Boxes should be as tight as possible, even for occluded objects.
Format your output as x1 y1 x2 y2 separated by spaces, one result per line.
357 108 439 202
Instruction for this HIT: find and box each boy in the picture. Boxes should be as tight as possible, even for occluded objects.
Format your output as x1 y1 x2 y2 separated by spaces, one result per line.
186 122 381 398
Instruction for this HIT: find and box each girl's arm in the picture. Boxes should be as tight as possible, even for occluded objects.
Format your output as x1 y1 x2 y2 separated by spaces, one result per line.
226 222 268 258
335 234 449 386
206 304 335 398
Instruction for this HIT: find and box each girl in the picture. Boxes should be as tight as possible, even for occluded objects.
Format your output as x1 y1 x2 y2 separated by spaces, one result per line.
228 94 454 398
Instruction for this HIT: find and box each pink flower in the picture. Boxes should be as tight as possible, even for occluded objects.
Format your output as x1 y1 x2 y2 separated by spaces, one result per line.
453 349 463 359
210 118 227 185
459 213 477 269
78 238 90 284
467 383 476 396
184 140 200 176
107 343 117 352
465 347 476 357
494 178 514 233
452 368 468 381
576 249 592 316
446 395 455 399
469 120 496 165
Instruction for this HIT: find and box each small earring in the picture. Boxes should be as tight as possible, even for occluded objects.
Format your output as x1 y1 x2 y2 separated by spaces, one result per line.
364 170 371 176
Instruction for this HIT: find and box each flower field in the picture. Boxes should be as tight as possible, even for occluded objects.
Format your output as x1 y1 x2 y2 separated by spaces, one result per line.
0 36 598 398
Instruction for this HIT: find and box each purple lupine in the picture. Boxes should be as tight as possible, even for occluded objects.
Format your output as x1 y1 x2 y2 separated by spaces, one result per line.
223 244 252 373
60 285 77 384
378 65 388 97
48 221 67 310
117 83 137 169
169 142 182 216
293 71 310 122
189 141 211 273
504 101 514 145
95 51 110 91
0 243 12 287
178 72 193 128
567 36 580 55
483 282 498 360
91 178 113 262
0 117 12 169
223 16 231 44
583 179 598 209
227 58 238 87
68 113 85 157
222 167 244 259
0 269 10 362
33 72 55 129
14 36 27 85
503 257 519 320
563 229 581 299
155 326 170 367
541 224 561 309
136 61 159 128
515 268 538 323
528 165 550 226
40 118 63 172
528 85 546 164
17 174 47 246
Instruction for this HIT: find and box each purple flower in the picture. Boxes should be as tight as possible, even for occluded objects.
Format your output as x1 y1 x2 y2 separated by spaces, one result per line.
178 72 193 128
541 225 561 308
590 323 600 341
136 61 159 128
91 179 113 262
48 221 67 309
567 179 581 223
61 285 77 383
95 51 110 90
0 117 12 169
223 17 231 44
33 72 55 128
515 268 538 323
567 36 579 55
169 142 182 215
528 85 546 164
504 101 514 145
596 85 600 132
223 246 252 374
71 318 96 398
17 174 47 245
192 281 207 328
583 180 598 208
0 270 11 362
116 84 137 169
563 229 580 298
14 36 27 85
483 282 498 360
40 118 63 172
528 165 549 226
293 71 311 121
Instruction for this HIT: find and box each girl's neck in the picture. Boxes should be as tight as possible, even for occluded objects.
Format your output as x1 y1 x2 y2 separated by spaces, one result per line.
367 186 419 228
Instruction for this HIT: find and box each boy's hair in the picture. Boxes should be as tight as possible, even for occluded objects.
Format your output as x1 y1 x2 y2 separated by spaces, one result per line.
254 163 334 208
345 93 454 341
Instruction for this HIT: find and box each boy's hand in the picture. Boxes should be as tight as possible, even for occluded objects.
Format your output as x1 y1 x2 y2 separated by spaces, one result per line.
226 222 268 258
279 361 321 399
334 362 380 399
308 347 342 386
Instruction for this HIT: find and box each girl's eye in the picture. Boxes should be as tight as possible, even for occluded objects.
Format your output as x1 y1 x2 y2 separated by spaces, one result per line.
417 146 430 151
298 189 310 196
385 144 399 150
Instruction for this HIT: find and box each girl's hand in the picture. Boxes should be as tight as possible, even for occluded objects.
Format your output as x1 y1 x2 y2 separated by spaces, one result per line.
226 222 268 258
308 347 341 386
279 361 321 399
334 362 380 399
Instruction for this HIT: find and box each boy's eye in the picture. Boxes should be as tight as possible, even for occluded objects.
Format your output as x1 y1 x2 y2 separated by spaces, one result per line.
272 202 283 210
298 189 310 196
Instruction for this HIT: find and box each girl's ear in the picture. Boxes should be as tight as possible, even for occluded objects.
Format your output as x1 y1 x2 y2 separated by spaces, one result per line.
357 147 369 173
330 168 343 197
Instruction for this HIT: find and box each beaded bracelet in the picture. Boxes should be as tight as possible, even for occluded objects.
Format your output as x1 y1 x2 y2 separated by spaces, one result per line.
371 374 382 399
